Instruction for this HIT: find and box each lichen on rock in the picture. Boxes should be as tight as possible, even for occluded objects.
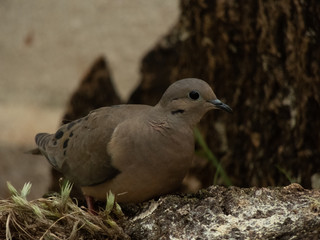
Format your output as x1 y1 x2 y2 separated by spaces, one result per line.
123 184 320 239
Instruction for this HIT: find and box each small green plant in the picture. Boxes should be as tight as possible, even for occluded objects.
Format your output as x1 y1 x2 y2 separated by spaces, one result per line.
275 165 301 184
102 191 124 228
194 127 232 186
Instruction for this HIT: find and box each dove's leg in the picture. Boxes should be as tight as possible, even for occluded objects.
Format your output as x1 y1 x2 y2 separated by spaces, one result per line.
85 195 96 214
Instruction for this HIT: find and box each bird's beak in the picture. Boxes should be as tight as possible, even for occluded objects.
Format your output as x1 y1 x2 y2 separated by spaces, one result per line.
209 99 233 113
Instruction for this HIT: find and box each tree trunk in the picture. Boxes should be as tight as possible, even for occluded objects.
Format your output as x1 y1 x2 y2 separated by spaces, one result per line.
129 0 320 188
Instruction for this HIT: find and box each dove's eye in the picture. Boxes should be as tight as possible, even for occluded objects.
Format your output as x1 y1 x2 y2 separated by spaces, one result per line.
188 91 200 100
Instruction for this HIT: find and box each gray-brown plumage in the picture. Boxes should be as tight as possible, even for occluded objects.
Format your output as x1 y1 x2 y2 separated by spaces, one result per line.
35 78 232 205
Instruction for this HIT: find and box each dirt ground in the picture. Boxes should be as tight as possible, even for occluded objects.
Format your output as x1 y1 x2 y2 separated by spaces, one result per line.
0 0 179 199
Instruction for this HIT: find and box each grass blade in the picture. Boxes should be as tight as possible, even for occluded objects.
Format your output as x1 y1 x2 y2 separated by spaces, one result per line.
194 127 232 186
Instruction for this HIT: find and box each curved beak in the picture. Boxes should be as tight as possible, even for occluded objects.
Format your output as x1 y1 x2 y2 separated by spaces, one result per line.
209 99 233 113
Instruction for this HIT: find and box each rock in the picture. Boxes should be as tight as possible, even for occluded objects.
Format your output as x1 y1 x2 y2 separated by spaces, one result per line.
122 184 320 239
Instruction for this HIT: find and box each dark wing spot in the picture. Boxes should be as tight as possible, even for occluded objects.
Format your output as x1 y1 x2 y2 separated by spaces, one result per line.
63 139 69 149
69 132 74 137
54 130 64 139
171 109 185 115
63 150 66 156
67 121 76 130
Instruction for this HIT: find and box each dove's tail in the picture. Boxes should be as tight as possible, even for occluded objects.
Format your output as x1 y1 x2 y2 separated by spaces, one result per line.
35 132 53 154
35 133 51 148
25 148 41 155
25 133 51 155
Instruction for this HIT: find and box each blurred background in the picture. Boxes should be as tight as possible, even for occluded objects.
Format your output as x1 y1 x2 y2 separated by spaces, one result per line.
0 0 179 199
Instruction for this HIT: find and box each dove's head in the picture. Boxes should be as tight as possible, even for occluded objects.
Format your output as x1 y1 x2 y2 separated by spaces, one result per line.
158 78 232 126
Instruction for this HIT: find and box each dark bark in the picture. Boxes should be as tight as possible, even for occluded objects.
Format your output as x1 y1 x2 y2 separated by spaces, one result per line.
62 56 121 122
128 0 320 188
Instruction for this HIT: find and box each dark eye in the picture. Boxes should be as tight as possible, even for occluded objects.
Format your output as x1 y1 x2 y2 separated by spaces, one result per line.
188 91 200 100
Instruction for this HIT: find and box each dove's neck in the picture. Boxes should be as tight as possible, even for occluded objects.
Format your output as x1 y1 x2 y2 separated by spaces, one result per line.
151 104 202 131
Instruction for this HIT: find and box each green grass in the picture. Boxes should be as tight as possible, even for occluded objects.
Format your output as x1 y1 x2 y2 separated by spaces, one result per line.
194 127 232 186
275 165 301 184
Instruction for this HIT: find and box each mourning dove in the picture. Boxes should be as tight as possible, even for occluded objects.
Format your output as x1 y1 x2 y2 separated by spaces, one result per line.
34 78 232 210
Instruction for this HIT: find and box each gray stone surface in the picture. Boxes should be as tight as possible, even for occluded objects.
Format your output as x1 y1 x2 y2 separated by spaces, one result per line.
122 184 320 239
